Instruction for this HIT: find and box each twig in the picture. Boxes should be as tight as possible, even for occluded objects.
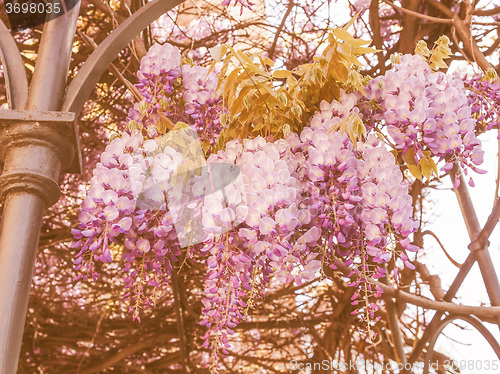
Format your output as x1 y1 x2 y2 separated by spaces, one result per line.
76 30 142 102
268 1 294 59
329 254 500 321
415 261 446 301
381 0 453 23
381 264 407 364
422 230 461 268
474 6 500 17
426 0 498 73
375 280 500 320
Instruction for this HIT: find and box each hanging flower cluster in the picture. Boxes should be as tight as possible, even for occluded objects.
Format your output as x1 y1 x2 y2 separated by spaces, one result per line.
198 135 320 364
72 131 185 319
128 43 224 146
71 38 491 372
181 64 224 145
363 54 485 187
297 99 418 331
464 72 500 134
189 90 422 362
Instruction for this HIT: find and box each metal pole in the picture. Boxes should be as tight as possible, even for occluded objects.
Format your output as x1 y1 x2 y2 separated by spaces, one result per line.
0 3 80 373
0 20 28 109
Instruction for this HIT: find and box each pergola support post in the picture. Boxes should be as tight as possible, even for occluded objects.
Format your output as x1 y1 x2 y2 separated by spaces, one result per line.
0 0 185 370
0 3 80 372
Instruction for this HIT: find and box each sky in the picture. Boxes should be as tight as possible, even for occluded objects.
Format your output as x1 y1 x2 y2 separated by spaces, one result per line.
421 129 500 374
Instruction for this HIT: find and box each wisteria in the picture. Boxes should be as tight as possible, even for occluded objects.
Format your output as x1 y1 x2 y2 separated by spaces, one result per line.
297 97 418 335
465 71 500 134
128 43 224 146
363 54 486 187
71 131 185 319
71 38 493 372
181 64 225 145
198 135 318 365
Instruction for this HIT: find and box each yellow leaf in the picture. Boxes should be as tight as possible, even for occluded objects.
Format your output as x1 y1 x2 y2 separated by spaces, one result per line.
429 54 448 69
230 86 252 114
252 121 266 132
353 46 379 55
332 29 371 47
390 53 402 65
272 70 293 79
217 54 233 92
402 148 423 180
415 40 430 57
486 68 498 82
419 157 432 179
209 44 227 62
236 50 256 67
342 11 362 31
428 156 439 179
257 81 278 98
407 163 423 180
223 68 242 100
278 91 288 107
243 95 252 110
264 57 275 66
402 147 416 165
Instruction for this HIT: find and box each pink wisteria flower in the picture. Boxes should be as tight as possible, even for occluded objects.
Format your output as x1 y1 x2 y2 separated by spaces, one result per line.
222 0 254 14
72 42 431 372
198 135 317 364
72 131 186 319
364 54 486 187
298 98 419 320
127 43 225 144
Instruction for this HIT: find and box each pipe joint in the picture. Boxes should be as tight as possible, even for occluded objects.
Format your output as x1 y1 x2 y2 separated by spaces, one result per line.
0 110 80 207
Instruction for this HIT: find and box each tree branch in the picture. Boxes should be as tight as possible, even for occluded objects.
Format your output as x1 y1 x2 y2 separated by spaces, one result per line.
381 0 453 24
268 0 294 59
